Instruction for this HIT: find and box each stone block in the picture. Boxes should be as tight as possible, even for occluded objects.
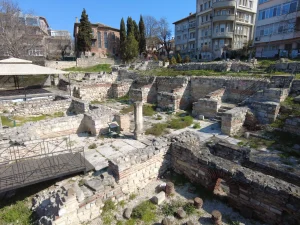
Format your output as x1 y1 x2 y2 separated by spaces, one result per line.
151 191 166 205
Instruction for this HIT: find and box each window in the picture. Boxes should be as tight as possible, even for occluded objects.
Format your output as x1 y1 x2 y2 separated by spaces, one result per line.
204 2 208 10
28 49 43 56
282 0 298 14
200 4 203 11
97 31 102 48
258 4 281 20
177 35 181 40
104 32 108 48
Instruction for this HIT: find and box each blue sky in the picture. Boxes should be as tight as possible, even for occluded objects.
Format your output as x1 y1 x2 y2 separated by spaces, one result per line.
18 0 195 37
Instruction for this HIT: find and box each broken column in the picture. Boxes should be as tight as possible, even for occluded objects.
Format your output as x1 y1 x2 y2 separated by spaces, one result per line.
134 101 144 140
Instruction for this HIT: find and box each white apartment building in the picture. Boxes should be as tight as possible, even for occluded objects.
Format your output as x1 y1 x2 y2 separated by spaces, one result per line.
173 13 197 59
196 0 258 60
254 0 300 58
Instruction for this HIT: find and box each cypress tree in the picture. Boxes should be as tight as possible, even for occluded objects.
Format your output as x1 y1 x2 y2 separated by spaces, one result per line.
138 15 146 55
76 9 93 54
133 20 140 43
126 17 134 37
120 18 126 61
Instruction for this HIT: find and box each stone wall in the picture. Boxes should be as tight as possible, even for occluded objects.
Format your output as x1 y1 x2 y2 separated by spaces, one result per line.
272 62 300 73
221 107 249 136
111 80 133 98
283 116 300 136
249 101 280 124
0 98 71 116
33 138 169 225
291 79 300 96
72 83 113 101
170 132 300 225
157 92 178 111
45 60 77 70
76 57 116 67
70 98 89 114
192 88 225 118
190 77 269 103
169 61 254 72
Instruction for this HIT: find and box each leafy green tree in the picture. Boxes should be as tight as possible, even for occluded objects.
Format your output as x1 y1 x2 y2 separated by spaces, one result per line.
139 15 146 55
133 20 140 43
120 18 126 61
176 53 182 63
76 9 93 55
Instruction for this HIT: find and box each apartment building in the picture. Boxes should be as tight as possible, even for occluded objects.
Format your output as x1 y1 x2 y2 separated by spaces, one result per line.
196 0 258 60
173 13 197 59
254 0 300 58
74 21 120 58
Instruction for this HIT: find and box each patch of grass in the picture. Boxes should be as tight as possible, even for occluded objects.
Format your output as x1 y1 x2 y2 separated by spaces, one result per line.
64 64 112 73
192 122 201 129
145 123 168 136
258 59 276 68
120 105 134 114
125 219 137 225
161 199 184 216
78 179 85 187
131 201 157 224
0 200 32 225
129 193 137 200
90 100 103 104
0 111 65 127
169 115 193 130
116 221 123 225
143 104 156 116
182 202 196 215
102 199 116 212
101 199 116 225
88 143 97 149
119 200 126 208
156 115 163 120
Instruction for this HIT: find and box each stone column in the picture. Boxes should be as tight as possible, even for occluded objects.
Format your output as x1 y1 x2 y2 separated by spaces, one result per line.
134 101 144 140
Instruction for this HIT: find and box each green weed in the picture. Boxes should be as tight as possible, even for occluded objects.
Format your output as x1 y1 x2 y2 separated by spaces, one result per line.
88 143 97 149
64 64 112 73
145 123 168 136
131 201 157 224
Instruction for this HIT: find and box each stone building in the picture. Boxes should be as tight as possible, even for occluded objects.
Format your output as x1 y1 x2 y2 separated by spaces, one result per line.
254 0 300 58
73 20 120 58
195 0 258 60
173 13 197 59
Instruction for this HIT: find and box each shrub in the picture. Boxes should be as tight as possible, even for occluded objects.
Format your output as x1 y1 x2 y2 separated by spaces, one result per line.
183 55 191 63
102 199 116 212
176 53 182 63
88 143 97 149
145 123 168 136
143 104 156 116
183 202 196 215
156 115 162 120
169 116 193 130
192 122 201 129
129 193 137 200
131 201 157 223
170 56 177 65
119 200 126 208
161 199 185 216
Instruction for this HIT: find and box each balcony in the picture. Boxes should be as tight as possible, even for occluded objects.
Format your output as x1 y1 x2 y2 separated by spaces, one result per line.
213 15 235 22
236 17 251 24
212 32 233 39
212 0 236 9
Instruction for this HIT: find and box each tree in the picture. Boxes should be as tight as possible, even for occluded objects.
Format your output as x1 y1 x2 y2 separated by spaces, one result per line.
157 18 172 58
76 8 92 55
133 20 140 43
139 15 146 55
124 33 139 63
143 15 158 38
126 17 134 37
170 56 177 65
120 18 126 61
176 53 182 63
0 0 43 58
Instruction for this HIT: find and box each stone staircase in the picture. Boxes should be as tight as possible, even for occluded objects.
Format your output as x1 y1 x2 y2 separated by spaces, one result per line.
215 103 236 121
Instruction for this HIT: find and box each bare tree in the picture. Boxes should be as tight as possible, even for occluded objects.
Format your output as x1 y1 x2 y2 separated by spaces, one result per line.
0 0 42 58
157 17 172 58
143 15 158 38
